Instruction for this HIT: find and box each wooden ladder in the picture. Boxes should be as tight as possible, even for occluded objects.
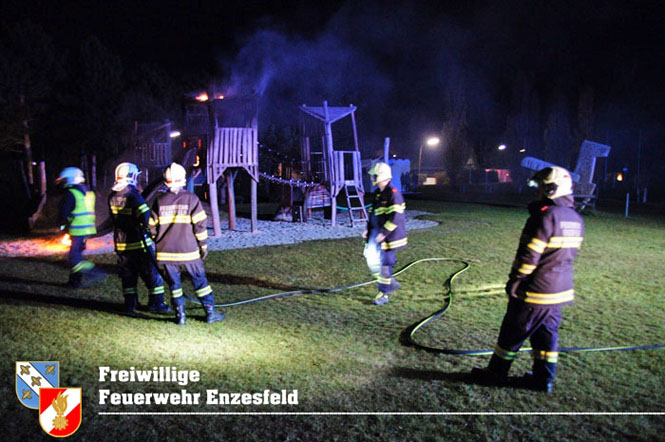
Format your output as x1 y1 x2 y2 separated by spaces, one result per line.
343 181 367 227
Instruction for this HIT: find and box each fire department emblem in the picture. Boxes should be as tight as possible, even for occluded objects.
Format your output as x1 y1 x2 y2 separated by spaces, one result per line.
16 361 59 409
39 387 82 438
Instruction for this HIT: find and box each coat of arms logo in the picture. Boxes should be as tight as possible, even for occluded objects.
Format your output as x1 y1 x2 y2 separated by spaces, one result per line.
15 361 59 409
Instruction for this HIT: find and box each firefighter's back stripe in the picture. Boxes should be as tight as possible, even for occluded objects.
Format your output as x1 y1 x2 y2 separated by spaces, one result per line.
158 215 192 224
547 236 583 248
156 251 201 262
523 289 574 305
382 237 407 250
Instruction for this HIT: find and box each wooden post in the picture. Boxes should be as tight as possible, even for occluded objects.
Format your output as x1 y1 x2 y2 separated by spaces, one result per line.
209 178 222 237
91 154 97 190
383 137 390 163
39 162 46 195
20 95 34 186
80 154 88 184
350 106 359 152
323 101 336 226
227 170 236 230
251 178 258 233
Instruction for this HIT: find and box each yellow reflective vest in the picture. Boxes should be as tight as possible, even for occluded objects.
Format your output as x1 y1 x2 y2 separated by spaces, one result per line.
67 187 97 236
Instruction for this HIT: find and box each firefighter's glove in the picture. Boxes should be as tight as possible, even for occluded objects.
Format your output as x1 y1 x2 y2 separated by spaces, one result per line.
375 232 386 244
505 278 521 299
200 247 209 261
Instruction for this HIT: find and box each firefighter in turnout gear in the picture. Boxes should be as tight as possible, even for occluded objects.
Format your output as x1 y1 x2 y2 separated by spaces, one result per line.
149 163 225 325
362 162 407 305
56 167 106 288
471 166 584 393
108 162 169 314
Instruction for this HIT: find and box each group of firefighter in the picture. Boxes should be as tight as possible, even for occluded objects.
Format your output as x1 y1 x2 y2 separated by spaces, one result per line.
56 159 583 393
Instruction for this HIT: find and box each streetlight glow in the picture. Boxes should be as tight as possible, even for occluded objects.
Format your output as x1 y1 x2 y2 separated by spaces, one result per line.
498 144 507 151
419 136 441 177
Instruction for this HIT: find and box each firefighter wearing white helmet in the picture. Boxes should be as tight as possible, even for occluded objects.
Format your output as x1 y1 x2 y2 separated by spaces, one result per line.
56 167 106 288
149 162 225 325
112 162 141 191
527 165 574 200
108 162 169 314
164 162 187 189
362 162 407 305
472 166 584 393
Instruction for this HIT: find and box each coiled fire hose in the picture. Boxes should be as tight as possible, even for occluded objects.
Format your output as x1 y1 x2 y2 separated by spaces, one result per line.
178 257 665 355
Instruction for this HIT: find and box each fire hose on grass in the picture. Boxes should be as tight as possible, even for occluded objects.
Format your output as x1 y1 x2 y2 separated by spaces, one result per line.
147 250 664 356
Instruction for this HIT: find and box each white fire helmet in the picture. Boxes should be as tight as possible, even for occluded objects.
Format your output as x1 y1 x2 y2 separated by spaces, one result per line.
56 167 85 186
528 166 573 199
164 162 187 189
112 162 141 191
368 162 392 186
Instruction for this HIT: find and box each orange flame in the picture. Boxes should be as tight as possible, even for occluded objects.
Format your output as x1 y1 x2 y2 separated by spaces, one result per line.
61 234 72 246
195 92 209 102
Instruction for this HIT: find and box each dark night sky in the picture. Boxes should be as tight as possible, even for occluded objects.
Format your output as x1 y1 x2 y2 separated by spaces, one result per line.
3 0 665 171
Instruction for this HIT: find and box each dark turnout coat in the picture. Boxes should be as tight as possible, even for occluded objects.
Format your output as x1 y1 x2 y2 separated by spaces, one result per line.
108 186 153 252
367 182 407 251
509 196 584 308
149 189 208 264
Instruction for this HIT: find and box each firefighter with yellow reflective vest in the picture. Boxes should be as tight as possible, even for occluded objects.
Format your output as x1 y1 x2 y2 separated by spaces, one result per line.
362 162 407 305
149 163 225 325
108 162 169 314
471 166 584 393
56 167 106 288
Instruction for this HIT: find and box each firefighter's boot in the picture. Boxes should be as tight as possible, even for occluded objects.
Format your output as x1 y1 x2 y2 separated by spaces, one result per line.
124 294 138 314
470 354 511 386
148 294 172 314
81 266 108 288
522 359 556 393
67 272 83 289
200 294 225 324
373 292 390 305
172 296 186 326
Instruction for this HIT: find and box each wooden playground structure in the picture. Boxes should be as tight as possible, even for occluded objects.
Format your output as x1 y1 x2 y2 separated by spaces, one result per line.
133 96 369 236
299 101 367 226
131 120 173 186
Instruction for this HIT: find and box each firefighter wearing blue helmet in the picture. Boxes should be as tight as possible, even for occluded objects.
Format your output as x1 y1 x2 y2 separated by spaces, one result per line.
56 167 106 288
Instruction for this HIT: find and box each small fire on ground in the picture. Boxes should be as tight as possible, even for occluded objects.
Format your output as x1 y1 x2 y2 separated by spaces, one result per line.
0 233 114 258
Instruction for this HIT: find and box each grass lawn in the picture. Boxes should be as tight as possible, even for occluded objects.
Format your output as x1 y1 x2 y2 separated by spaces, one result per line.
1 200 664 441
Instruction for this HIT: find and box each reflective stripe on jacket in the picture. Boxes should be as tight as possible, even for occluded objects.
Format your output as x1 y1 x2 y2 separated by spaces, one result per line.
150 189 208 264
108 186 152 252
367 182 407 251
510 197 584 308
